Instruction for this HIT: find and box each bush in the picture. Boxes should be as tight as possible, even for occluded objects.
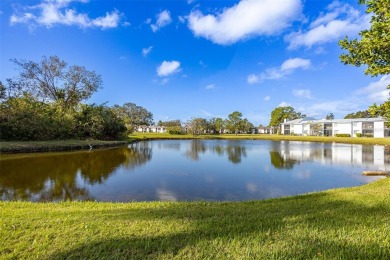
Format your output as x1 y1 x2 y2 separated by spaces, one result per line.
167 126 184 135
356 133 362 137
335 134 351 137
364 133 374 138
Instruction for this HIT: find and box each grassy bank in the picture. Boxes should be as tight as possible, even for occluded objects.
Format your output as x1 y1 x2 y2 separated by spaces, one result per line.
1 178 390 259
130 133 390 146
0 140 128 153
1 133 388 154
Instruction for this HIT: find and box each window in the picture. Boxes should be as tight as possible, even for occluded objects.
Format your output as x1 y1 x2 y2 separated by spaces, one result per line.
353 122 358 127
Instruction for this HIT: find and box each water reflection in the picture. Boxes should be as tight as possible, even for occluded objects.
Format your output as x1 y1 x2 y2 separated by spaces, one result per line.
269 141 389 170
0 143 151 201
0 140 388 202
185 140 247 164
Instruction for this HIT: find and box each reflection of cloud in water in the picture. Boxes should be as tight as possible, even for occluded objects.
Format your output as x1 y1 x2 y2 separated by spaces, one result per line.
293 169 312 180
247 183 258 193
156 188 177 201
205 175 214 183
263 165 270 173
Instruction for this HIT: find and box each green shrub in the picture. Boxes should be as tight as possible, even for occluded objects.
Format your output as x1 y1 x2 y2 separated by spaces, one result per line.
364 133 374 138
356 133 362 137
335 134 351 137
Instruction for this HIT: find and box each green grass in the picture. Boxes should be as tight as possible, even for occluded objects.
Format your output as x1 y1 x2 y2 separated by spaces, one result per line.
1 178 390 259
0 140 128 153
130 132 390 146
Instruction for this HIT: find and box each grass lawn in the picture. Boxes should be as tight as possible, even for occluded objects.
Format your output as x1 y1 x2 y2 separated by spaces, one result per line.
130 132 390 146
0 140 128 153
1 178 390 258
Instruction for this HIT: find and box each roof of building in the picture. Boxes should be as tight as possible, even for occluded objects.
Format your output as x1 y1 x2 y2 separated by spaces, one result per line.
280 117 387 125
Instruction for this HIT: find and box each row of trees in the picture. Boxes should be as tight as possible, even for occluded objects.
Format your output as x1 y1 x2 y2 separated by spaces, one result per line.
186 111 254 136
0 56 154 141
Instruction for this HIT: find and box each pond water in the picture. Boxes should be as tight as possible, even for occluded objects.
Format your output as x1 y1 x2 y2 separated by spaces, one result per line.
1 140 389 202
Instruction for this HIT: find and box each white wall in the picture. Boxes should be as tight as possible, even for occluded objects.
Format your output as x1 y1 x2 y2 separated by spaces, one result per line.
374 122 384 138
333 123 351 136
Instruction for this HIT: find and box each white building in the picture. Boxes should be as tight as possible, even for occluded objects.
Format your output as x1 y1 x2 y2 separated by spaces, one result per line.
136 125 167 133
280 117 389 138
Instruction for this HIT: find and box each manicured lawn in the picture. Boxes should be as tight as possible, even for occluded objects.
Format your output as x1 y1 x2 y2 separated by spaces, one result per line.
0 140 128 153
130 132 390 146
1 178 390 259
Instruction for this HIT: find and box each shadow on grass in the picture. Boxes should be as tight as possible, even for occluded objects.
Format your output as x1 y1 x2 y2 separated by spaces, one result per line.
48 190 390 259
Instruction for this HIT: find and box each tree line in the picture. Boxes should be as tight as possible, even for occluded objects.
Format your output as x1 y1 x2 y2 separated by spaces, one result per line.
0 56 154 141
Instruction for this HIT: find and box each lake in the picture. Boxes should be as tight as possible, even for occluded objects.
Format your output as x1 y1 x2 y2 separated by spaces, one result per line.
1 140 389 202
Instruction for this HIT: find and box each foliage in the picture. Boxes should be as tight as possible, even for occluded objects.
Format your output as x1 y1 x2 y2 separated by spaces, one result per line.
325 113 334 120
344 110 372 119
339 0 390 78
356 133 362 137
159 120 182 127
74 104 127 140
1 178 390 258
225 111 243 134
335 134 351 137
0 81 5 100
0 95 75 140
112 102 153 133
167 126 184 135
269 106 306 132
208 117 225 134
368 101 390 119
0 96 126 141
7 56 102 109
187 118 208 136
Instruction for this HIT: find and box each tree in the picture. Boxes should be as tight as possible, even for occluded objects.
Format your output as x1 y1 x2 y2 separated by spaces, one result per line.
158 120 183 134
368 102 390 119
0 81 5 100
339 0 390 120
112 103 153 133
344 110 372 118
7 56 102 109
187 118 207 136
339 0 390 79
239 118 254 133
269 106 306 133
325 113 334 120
208 117 224 134
225 111 243 135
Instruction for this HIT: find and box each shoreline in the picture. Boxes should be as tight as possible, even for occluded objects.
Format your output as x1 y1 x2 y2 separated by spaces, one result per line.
1 133 389 154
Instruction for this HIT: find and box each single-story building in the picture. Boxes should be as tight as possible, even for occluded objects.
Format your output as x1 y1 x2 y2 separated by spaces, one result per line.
251 126 272 134
280 117 389 138
136 125 167 133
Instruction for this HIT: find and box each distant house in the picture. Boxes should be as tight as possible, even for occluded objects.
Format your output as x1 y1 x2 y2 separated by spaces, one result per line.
136 125 167 133
251 126 272 134
280 117 389 138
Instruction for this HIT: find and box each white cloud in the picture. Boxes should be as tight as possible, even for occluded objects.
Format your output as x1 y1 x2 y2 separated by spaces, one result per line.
281 58 311 71
293 89 312 99
10 0 121 29
278 102 291 107
264 96 270 101
355 75 390 103
286 0 371 49
157 60 181 77
287 76 390 118
248 58 311 84
188 0 302 45
205 84 215 90
142 46 153 57
151 10 172 32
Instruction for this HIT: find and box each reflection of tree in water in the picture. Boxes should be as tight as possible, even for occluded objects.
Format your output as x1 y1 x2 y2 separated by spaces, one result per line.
185 140 206 161
269 151 299 169
184 140 247 164
0 145 152 201
269 142 299 170
225 146 247 164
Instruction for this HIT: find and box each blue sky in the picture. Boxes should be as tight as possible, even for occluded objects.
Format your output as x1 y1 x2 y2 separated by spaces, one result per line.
1 0 389 126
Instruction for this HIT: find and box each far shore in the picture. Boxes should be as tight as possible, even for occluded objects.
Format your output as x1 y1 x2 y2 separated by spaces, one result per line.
1 133 389 154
